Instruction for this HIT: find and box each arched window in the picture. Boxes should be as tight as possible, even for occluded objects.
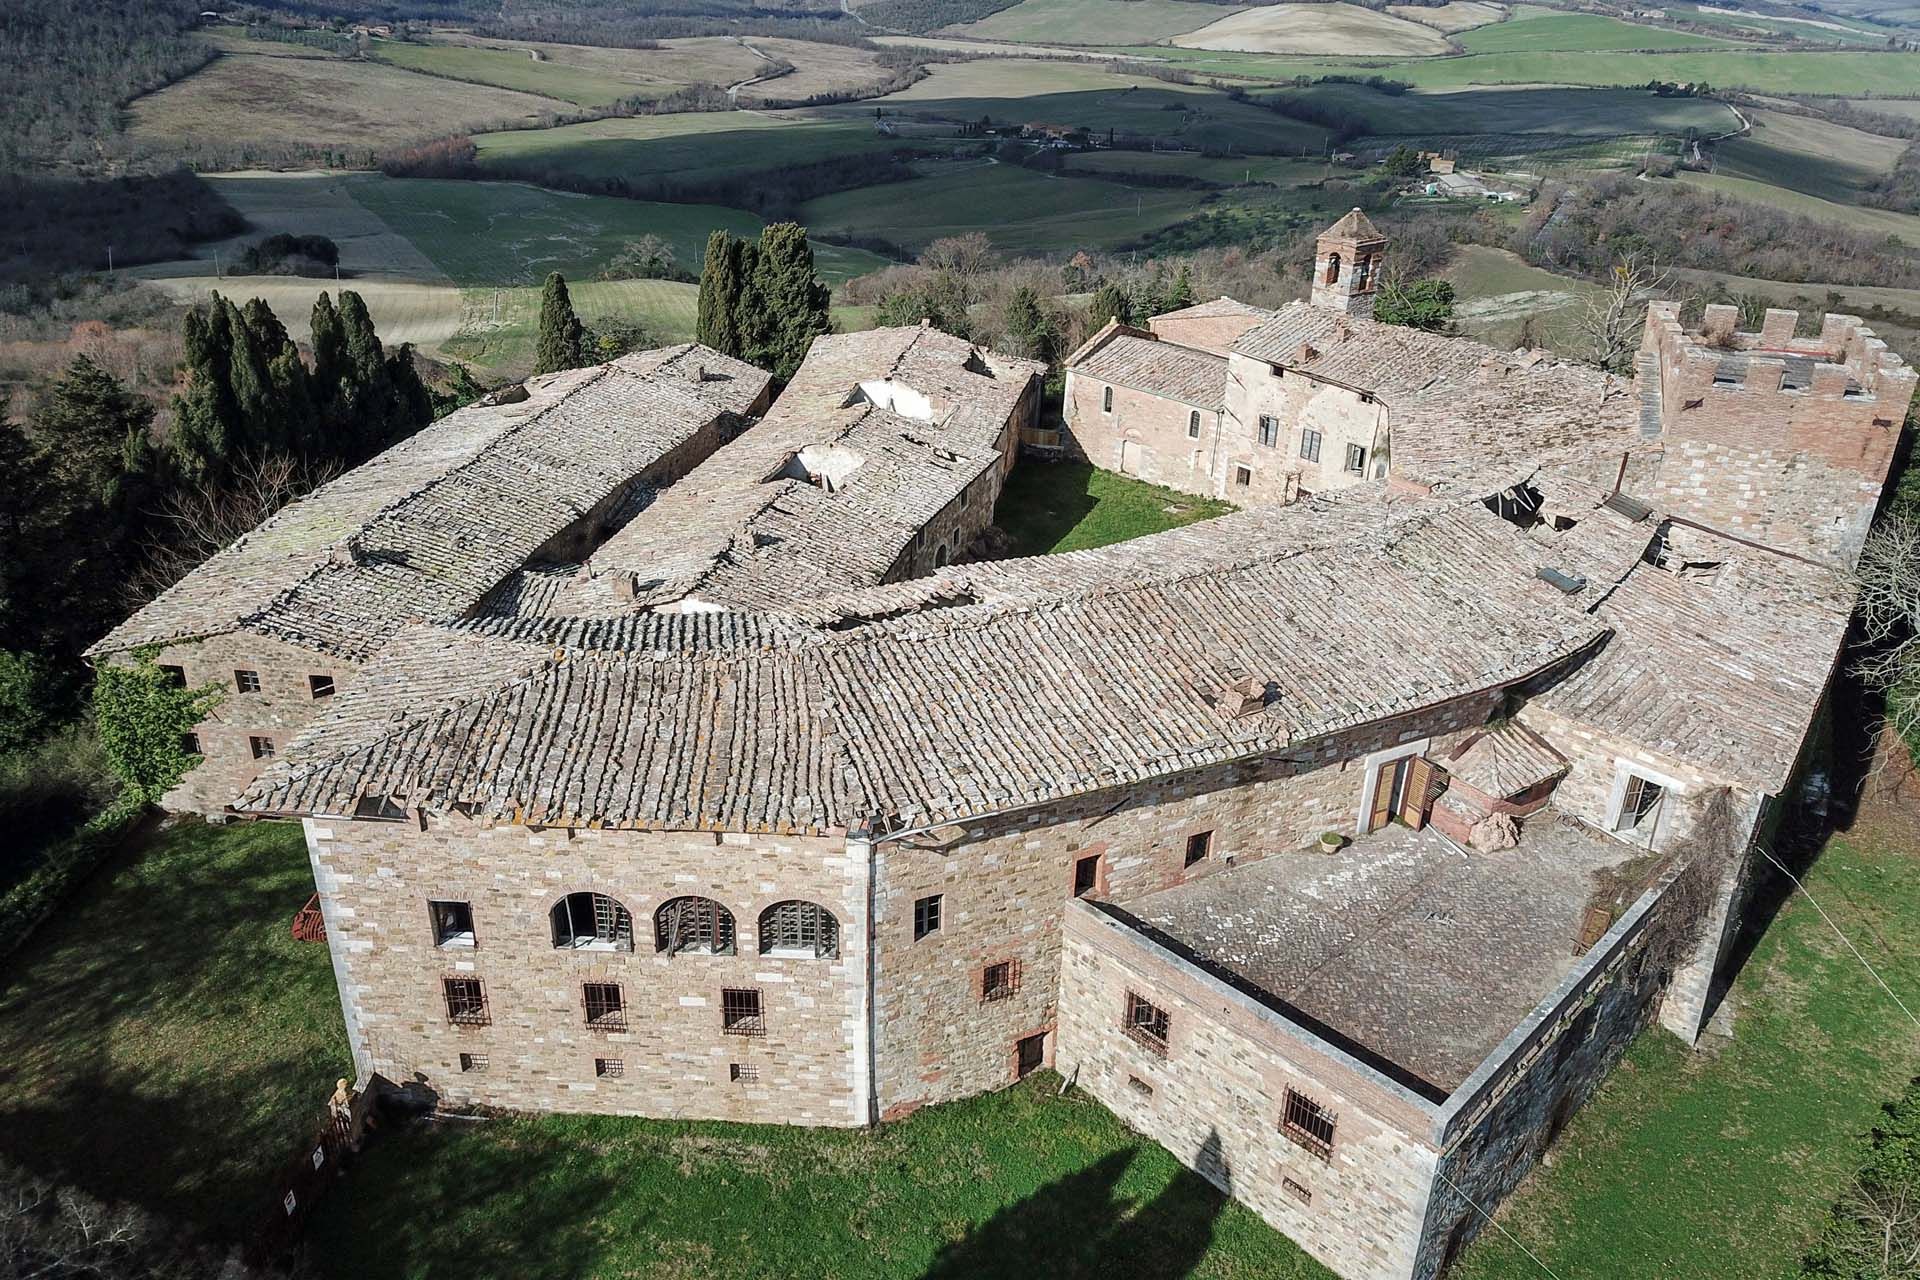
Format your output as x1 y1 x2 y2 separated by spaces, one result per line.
935 544 950 568
550 892 633 952
1187 410 1201 439
655 896 735 956
1325 252 1342 284
759 901 840 959
1355 255 1374 290
1102 385 1114 412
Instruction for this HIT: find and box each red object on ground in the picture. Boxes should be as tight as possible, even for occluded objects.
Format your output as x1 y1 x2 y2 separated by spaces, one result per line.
291 894 326 943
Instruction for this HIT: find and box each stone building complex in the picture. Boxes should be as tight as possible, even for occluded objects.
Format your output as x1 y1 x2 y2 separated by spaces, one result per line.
95 221 1917 1280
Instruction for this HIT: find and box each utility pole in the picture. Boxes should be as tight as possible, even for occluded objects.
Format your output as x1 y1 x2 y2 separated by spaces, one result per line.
106 245 113 275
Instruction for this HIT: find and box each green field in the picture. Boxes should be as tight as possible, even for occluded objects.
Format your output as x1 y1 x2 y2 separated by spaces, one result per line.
1665 1 1903 45
1064 151 1338 185
373 40 649 106
474 110 907 187
1710 106 1910 204
1676 169 1920 243
944 0 1249 45
441 278 705 373
1453 7 1739 51
1267 82 1742 137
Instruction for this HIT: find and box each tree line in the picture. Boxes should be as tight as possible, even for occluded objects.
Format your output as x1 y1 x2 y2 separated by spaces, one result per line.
695 225 834 379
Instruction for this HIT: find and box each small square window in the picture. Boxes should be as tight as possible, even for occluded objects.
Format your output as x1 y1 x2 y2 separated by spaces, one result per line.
235 669 261 694
159 664 186 687
430 900 475 948
459 1052 488 1073
1283 1177 1312 1206
1299 428 1322 464
1184 830 1212 868
981 960 1019 1003
309 673 336 699
180 732 201 755
1072 852 1101 899
249 736 275 760
730 1062 759 1083
595 1057 623 1079
583 982 625 1030
1258 415 1279 448
443 977 488 1026
1187 410 1201 439
722 987 764 1036
913 894 942 941
1343 443 1366 475
1127 1074 1155 1098
1233 465 1252 488
1124 990 1170 1054
1281 1087 1337 1160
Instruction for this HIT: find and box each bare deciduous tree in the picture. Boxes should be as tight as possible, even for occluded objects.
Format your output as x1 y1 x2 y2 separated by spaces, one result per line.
1575 253 1672 374
128 451 342 608
1854 510 1920 753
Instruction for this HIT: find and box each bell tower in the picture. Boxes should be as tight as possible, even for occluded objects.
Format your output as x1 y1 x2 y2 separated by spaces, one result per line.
1310 208 1388 319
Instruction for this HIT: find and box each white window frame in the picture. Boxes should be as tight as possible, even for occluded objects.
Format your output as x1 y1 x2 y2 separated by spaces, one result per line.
1604 761 1686 847
1355 738 1429 832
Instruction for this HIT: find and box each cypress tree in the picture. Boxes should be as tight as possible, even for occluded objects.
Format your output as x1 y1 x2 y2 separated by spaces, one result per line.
1087 281 1129 327
167 303 239 486
534 272 586 375
385 344 433 433
1163 264 1195 312
243 296 315 453
749 223 830 380
217 297 283 455
337 290 395 454
696 230 745 358
1003 286 1056 363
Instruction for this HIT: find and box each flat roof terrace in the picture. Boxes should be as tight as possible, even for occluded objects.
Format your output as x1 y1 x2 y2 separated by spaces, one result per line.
1116 819 1645 1097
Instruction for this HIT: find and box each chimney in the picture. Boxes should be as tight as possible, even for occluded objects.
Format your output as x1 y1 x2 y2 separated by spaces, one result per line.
1213 675 1272 719
1294 341 1319 364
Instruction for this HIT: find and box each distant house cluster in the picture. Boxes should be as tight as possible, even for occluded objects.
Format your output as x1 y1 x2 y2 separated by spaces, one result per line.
92 214 1916 1280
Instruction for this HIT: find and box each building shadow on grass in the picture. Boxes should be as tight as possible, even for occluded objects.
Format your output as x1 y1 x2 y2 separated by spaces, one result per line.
919 1130 1230 1280
993 460 1100 557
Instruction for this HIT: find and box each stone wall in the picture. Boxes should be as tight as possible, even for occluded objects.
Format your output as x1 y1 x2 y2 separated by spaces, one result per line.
1057 903 1442 1280
126 631 355 815
870 691 1500 1118
1641 438 1882 566
305 814 869 1126
1061 369 1221 498
1223 355 1385 503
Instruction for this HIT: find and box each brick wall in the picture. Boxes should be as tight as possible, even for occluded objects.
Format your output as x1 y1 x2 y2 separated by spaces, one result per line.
305 814 869 1126
1223 355 1385 503
1062 370 1221 498
870 692 1499 1118
1641 438 1881 566
1150 312 1265 357
125 632 354 815
1057 903 1442 1280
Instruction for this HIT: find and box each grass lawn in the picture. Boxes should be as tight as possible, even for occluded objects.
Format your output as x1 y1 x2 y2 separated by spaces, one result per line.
993 461 1235 556
0 818 345 1240
943 0 1246 45
441 278 705 375
474 110 905 188
1674 170 1920 245
373 40 647 107
1452 9 1738 51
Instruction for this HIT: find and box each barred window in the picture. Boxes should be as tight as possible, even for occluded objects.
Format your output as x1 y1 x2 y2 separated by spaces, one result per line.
1281 1087 1337 1160
981 960 1019 1003
758 900 839 958
583 982 625 1030
459 1052 487 1072
721 987 764 1036
595 1057 623 1078
550 892 634 952
730 1063 758 1083
249 736 275 760
1124 991 1170 1054
442 977 488 1026
234 669 261 694
655 896 735 956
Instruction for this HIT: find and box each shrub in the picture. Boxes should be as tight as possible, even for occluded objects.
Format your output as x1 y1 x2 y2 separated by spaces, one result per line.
91 653 223 804
0 649 61 757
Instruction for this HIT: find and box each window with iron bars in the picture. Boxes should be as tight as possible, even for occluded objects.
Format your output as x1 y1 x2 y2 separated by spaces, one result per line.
758 900 839 958
1281 1087 1337 1160
583 982 626 1030
655 896 735 956
981 959 1020 1003
551 892 634 952
442 977 488 1026
1123 990 1170 1055
721 987 764 1036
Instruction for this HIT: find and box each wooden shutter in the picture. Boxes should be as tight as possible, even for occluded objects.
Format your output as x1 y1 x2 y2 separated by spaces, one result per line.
1399 757 1436 830
1368 764 1396 833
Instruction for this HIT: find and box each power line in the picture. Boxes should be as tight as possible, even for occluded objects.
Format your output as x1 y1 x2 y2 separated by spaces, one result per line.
1434 1168 1567 1280
1753 842 1920 1032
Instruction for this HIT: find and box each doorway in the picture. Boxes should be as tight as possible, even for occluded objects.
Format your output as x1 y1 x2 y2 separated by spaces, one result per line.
1015 1033 1046 1080
1119 439 1143 476
1361 747 1433 834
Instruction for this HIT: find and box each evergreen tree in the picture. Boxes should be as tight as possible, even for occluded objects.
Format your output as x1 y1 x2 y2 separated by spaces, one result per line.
167 304 240 486
1002 286 1058 363
336 289 396 454
696 230 746 358
243 296 315 453
216 296 283 455
1087 281 1130 327
35 355 154 511
1163 264 1195 312
534 271 587 375
386 344 434 432
749 223 830 380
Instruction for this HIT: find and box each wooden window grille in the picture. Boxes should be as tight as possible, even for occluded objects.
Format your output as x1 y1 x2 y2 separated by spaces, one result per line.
429 900 475 948
913 894 942 941
980 959 1019 1003
1299 428 1322 463
551 892 634 952
309 673 336 699
1258 415 1279 448
1184 830 1212 867
721 988 764 1036
1187 410 1201 439
758 901 839 958
654 896 734 956
1123 991 1170 1055
1127 1074 1154 1098
1283 1177 1312 1206
459 1052 487 1072
249 736 275 760
730 1063 758 1083
1281 1087 1337 1160
583 982 625 1030
595 1057 623 1079
235 669 261 694
442 977 488 1026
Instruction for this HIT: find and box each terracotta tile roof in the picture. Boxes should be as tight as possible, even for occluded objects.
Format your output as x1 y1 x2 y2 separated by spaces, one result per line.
1442 722 1567 798
236 493 1608 832
1150 296 1269 322
1321 207 1386 242
1232 301 1490 395
1072 333 1227 407
87 347 770 661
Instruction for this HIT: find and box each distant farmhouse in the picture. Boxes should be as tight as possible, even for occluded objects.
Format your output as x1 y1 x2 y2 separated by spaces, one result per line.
94 215 1916 1280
